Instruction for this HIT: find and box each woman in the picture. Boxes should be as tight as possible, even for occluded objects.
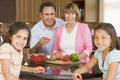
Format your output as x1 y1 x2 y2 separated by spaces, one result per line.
52 3 92 64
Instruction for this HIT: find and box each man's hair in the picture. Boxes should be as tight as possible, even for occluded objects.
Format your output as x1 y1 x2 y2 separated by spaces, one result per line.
39 2 56 13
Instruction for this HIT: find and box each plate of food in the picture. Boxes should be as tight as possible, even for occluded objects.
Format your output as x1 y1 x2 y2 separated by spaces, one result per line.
44 53 81 65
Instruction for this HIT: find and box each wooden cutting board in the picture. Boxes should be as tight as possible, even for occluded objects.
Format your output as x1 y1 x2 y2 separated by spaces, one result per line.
43 60 80 65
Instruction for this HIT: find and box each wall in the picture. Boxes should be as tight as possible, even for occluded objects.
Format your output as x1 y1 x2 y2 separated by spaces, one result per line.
0 0 16 23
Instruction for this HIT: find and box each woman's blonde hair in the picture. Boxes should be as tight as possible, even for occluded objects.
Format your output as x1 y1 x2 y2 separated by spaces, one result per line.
63 3 81 22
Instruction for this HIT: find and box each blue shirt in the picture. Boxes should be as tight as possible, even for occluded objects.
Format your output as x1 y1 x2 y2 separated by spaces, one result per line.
94 49 120 80
30 18 65 54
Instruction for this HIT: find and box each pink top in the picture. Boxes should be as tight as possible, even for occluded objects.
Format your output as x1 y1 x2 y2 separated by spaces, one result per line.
53 22 92 63
0 43 23 80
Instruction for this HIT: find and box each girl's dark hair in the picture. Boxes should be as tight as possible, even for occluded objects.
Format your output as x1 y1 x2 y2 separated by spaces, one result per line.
3 21 31 47
39 2 56 13
94 23 120 50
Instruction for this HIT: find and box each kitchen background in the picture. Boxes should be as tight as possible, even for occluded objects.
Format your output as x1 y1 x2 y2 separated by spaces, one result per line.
0 0 120 36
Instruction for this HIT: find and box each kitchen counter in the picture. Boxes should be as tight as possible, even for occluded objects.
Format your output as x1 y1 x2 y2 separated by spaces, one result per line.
19 62 102 80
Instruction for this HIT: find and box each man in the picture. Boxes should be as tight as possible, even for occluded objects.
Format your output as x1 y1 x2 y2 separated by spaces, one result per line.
30 2 65 54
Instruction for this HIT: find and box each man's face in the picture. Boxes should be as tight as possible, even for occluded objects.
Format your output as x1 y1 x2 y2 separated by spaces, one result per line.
40 7 55 27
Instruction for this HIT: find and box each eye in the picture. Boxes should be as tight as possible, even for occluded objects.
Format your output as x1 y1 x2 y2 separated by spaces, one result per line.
71 12 75 15
45 13 49 15
94 36 98 39
102 37 106 40
65 12 69 15
24 37 28 40
51 13 55 15
16 35 21 38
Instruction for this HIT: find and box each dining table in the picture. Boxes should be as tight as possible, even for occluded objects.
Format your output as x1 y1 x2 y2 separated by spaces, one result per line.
19 59 102 80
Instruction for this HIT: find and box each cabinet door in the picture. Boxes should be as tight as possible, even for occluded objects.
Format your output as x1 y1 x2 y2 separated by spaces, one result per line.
0 0 16 22
16 0 41 22
85 0 99 22
16 0 72 22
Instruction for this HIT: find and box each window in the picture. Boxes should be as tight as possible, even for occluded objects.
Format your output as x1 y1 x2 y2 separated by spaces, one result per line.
100 0 120 36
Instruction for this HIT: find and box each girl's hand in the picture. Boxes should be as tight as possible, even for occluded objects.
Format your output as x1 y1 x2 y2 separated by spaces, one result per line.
72 70 82 80
32 66 45 74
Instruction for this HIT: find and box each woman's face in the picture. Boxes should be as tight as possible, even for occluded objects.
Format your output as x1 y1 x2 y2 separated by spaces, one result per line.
10 29 29 51
64 11 76 24
94 29 112 51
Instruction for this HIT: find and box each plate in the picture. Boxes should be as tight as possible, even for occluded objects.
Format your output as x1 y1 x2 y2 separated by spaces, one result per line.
43 60 80 65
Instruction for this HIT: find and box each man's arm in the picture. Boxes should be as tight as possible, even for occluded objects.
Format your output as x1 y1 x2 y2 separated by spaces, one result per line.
30 37 51 53
30 41 42 53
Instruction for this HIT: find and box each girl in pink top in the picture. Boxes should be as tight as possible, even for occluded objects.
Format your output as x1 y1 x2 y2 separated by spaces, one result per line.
52 3 92 64
0 22 45 80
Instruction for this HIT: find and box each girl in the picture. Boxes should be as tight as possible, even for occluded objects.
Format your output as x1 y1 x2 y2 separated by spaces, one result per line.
0 22 45 80
72 23 120 80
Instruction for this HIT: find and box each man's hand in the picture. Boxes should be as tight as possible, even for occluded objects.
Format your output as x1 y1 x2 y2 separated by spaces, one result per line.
30 37 51 53
39 37 51 45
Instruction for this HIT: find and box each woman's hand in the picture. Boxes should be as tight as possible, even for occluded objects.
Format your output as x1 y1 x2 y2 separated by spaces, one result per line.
32 66 46 74
72 69 82 80
51 52 61 59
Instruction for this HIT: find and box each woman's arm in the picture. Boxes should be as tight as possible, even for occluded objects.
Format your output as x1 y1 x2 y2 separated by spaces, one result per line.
106 62 119 80
79 51 88 59
52 27 63 53
1 59 20 80
83 24 92 55
52 30 59 53
77 23 92 59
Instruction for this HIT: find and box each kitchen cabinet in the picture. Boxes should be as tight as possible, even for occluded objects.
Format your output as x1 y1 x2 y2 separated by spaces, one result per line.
72 0 99 22
16 0 72 22
0 0 16 23
16 0 41 22
0 0 99 23
15 0 99 22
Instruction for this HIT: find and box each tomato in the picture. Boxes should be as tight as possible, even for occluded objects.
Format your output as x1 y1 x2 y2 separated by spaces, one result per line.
79 78 82 80
39 69 45 74
60 55 70 62
77 75 82 80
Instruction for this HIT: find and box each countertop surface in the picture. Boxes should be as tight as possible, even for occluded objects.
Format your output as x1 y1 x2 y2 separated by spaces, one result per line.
20 61 102 80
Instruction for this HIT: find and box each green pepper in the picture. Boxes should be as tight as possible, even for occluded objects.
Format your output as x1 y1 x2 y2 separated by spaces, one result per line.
70 53 79 62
